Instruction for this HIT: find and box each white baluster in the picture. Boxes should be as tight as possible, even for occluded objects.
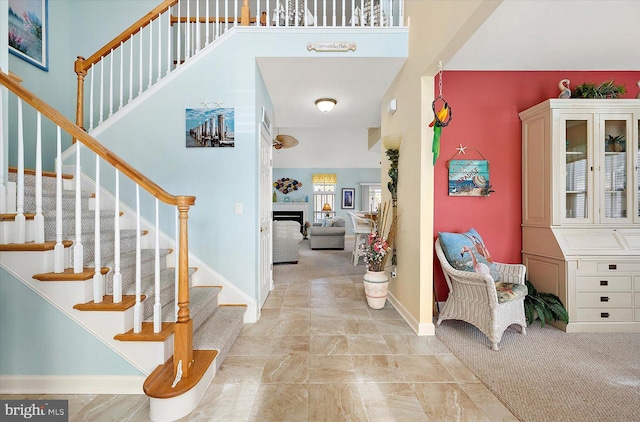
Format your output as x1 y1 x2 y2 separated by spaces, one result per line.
333 0 336 26
351 0 354 26
73 142 83 273
119 42 124 110
15 99 25 244
205 0 210 45
341 0 345 26
139 27 143 95
129 38 134 102
186 0 191 59
89 64 94 131
235 0 238 26
113 169 122 303
167 6 172 75
295 0 298 26
216 0 220 38
225 0 229 32
256 2 258 26
93 156 103 303
387 0 392 26
266 0 270 27
175 207 179 320
109 49 114 118
285 0 289 26
34 113 44 244
54 126 64 273
157 13 162 83
196 1 200 52
177 2 181 67
314 0 317 26
134 184 142 333
323 0 326 26
399 0 403 26
99 60 104 124
0 94 4 216
148 21 153 89
154 199 161 333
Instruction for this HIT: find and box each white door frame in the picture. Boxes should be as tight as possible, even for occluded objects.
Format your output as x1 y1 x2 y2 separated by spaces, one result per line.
258 124 273 312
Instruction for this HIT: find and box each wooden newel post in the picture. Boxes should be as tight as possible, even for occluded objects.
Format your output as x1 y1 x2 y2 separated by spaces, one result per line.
241 0 250 26
74 56 87 142
174 199 194 379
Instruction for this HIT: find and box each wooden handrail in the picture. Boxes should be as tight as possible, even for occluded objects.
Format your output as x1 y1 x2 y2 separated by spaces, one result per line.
79 0 179 72
170 15 257 24
0 70 195 208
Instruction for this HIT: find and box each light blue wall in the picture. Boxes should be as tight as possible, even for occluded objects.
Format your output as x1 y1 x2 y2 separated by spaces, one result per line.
88 28 406 299
0 268 142 375
6 0 159 172
273 167 380 223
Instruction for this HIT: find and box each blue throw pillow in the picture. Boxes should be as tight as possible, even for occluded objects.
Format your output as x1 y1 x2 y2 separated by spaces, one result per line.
438 228 500 281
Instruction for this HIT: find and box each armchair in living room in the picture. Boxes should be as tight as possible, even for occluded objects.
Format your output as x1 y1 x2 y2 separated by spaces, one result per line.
273 220 304 264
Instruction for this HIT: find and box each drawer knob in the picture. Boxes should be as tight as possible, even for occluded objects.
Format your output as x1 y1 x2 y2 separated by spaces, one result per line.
600 280 608 286
600 296 609 302
600 312 610 318
608 264 617 270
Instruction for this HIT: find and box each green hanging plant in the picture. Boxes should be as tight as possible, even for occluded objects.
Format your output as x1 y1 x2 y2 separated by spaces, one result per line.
573 80 627 99
524 280 569 326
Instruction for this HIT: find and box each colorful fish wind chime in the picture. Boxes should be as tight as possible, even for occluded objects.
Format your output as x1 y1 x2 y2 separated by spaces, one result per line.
430 62 453 165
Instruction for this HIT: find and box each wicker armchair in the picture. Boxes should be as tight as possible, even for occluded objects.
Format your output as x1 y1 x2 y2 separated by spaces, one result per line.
435 238 527 351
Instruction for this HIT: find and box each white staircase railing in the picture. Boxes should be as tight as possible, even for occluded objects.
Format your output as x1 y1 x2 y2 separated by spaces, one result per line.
74 0 404 133
1 70 196 378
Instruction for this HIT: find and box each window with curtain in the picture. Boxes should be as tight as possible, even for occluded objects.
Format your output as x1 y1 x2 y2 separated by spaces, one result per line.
312 174 336 222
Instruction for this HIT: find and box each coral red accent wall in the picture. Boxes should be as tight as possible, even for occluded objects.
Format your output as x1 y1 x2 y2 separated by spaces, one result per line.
433 71 640 301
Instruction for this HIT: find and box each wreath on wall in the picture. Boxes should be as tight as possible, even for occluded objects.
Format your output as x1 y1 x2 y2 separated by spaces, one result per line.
273 178 302 194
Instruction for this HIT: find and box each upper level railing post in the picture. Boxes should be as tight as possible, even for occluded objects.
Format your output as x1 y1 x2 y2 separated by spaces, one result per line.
174 197 195 380
74 56 87 139
241 0 250 26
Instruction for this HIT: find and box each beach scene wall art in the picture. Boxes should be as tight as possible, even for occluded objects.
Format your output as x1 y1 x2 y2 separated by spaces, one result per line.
448 159 491 196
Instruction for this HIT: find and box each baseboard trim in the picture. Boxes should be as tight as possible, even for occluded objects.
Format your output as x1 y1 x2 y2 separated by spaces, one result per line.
0 375 146 395
387 292 435 336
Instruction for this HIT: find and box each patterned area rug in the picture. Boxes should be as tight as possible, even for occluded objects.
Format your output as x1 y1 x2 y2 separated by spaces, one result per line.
435 320 640 422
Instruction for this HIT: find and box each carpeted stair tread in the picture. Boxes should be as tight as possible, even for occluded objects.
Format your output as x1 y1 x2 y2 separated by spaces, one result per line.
156 286 221 329
193 305 245 369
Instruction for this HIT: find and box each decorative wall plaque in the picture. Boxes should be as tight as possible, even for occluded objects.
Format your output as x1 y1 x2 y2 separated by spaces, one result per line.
307 42 356 52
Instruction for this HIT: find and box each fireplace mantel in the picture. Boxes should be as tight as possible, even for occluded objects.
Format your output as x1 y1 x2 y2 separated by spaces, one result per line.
273 203 309 223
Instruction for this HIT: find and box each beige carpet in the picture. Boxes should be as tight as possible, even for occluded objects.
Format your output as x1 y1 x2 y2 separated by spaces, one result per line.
435 320 640 422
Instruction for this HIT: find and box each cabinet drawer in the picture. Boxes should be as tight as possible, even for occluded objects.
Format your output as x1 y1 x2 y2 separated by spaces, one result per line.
576 308 633 322
575 276 632 291
636 309 640 322
578 261 640 273
577 292 632 308
635 293 640 308
635 277 640 290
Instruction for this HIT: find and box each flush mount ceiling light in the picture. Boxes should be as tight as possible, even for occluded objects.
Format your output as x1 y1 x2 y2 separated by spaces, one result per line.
315 98 337 113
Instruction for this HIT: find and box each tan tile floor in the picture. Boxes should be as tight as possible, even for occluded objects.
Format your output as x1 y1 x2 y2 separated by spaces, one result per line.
1 239 518 421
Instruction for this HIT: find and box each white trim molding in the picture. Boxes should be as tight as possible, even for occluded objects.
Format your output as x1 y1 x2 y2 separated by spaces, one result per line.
0 375 146 395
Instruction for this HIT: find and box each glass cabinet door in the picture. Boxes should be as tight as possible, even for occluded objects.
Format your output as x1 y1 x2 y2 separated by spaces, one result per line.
563 118 590 221
600 116 631 223
636 117 640 223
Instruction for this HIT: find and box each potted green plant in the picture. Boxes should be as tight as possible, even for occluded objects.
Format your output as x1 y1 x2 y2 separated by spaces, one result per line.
573 80 627 99
524 280 569 326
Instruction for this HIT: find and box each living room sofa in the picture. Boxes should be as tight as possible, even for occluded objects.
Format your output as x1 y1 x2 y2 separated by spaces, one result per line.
273 220 304 264
309 217 346 250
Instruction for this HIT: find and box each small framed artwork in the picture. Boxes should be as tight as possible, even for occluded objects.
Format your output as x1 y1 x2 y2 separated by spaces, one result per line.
185 108 235 148
342 188 355 209
448 160 491 196
8 0 48 71
261 107 271 135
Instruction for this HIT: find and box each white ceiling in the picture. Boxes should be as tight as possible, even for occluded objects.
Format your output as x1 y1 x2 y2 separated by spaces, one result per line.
259 1 640 134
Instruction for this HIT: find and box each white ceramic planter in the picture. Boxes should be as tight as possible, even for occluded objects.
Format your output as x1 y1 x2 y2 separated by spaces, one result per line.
363 270 389 309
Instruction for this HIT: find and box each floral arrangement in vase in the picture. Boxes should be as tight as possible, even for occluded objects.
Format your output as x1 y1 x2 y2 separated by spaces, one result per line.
359 201 396 272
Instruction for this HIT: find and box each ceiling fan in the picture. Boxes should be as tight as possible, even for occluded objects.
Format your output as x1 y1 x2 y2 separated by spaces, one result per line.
273 134 299 150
